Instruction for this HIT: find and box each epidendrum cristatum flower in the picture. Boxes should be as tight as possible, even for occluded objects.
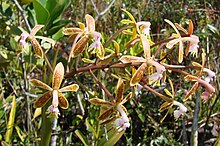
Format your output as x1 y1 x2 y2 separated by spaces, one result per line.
31 62 79 118
119 34 165 86
165 19 200 63
63 14 104 59
184 51 215 102
159 79 187 122
90 78 133 132
121 9 151 37
19 25 55 58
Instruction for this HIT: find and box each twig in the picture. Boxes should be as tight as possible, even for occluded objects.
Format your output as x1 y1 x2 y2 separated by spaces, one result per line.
12 0 32 144
90 0 115 21
89 69 114 102
12 0 31 32
2 68 18 97
90 0 99 15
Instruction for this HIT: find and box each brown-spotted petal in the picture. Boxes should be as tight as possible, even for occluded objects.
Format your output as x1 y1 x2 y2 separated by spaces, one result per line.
183 82 199 101
52 62 64 90
99 108 114 120
140 34 151 59
115 79 124 104
100 116 117 125
31 79 52 91
85 14 95 32
58 93 69 109
121 92 133 104
90 98 114 106
130 63 147 86
184 75 198 81
175 23 188 34
59 84 79 92
119 55 146 64
30 37 43 58
72 35 89 57
34 91 52 108
120 104 128 114
159 102 173 112
30 25 44 36
63 28 84 35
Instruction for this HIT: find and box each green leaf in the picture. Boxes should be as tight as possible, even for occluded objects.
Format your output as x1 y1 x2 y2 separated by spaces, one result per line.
15 126 26 142
98 127 125 146
33 0 50 24
207 24 219 36
75 130 89 146
52 28 64 41
46 0 70 24
5 96 16 143
47 19 71 36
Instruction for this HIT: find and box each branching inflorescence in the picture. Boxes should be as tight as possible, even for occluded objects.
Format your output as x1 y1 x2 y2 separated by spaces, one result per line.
20 9 216 144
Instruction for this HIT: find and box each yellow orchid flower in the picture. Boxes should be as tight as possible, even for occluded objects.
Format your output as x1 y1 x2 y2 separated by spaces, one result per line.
31 62 79 118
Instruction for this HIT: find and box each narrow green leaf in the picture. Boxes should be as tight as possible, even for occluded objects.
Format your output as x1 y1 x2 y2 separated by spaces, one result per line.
98 127 125 146
75 130 89 146
5 96 16 143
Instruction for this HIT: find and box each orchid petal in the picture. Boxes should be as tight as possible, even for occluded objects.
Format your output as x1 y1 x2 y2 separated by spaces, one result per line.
30 37 43 58
31 79 53 91
52 62 64 90
63 28 84 35
121 92 133 104
178 40 184 63
119 55 146 63
86 14 95 32
59 84 79 92
184 82 199 101
34 91 52 108
115 79 124 104
130 63 147 86
166 39 179 49
90 98 114 106
188 20 194 35
140 34 150 59
58 93 69 109
30 25 44 36
99 108 114 120
72 35 89 57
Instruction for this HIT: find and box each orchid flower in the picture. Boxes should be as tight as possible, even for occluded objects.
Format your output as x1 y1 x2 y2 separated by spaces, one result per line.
31 62 79 118
184 72 215 102
121 9 151 37
19 25 55 58
63 14 104 59
120 34 165 86
165 19 200 63
184 52 215 102
90 78 133 132
159 79 187 122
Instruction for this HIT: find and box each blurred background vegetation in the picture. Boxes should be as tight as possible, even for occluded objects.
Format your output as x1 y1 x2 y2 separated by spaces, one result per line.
0 0 219 145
